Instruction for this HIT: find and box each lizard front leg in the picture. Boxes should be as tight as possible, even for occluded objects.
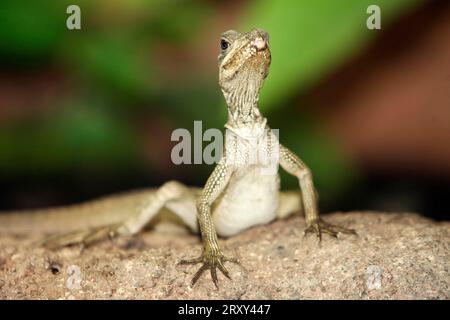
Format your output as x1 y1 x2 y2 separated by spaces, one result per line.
179 158 239 288
279 144 356 240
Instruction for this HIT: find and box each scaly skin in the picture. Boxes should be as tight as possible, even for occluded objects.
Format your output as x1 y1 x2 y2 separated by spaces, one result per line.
179 29 356 287
0 28 356 288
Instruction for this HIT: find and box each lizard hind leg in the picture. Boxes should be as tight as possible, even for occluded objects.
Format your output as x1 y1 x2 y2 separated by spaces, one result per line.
42 224 124 250
42 181 200 249
276 190 303 220
276 190 356 240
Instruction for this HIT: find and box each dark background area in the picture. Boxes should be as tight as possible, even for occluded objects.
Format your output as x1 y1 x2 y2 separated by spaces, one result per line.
0 0 449 220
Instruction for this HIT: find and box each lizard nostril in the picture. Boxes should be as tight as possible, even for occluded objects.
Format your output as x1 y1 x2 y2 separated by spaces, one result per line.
253 37 267 51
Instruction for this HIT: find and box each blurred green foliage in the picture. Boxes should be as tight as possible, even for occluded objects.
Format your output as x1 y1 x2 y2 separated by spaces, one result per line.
243 0 423 109
242 0 423 201
0 0 423 205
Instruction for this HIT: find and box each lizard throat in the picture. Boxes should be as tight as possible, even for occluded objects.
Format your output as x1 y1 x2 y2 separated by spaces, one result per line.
222 86 263 125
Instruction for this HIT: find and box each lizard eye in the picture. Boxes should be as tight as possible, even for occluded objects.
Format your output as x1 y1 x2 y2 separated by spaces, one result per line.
220 39 230 51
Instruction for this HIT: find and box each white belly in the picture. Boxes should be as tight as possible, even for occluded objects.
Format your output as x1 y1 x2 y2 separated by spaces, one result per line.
213 166 280 237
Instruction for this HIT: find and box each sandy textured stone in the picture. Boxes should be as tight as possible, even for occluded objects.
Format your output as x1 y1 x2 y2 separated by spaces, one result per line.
0 212 448 299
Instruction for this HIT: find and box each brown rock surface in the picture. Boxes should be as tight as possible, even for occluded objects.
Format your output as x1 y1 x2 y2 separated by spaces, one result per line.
0 212 448 299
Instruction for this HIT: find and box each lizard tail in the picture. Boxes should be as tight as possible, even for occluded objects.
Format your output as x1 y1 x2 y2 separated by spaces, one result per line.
0 189 155 235
0 206 94 235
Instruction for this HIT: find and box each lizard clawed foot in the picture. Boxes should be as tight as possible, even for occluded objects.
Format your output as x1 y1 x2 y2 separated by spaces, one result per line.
42 224 125 250
304 218 357 242
179 249 240 288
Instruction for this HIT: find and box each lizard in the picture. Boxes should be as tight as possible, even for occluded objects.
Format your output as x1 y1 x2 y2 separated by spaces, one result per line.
0 28 356 287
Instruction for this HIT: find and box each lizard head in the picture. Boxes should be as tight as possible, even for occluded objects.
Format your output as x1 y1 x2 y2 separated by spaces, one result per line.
218 29 271 117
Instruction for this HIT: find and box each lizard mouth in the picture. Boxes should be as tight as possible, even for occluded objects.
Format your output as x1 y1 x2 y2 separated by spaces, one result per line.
249 37 271 69
249 31 271 66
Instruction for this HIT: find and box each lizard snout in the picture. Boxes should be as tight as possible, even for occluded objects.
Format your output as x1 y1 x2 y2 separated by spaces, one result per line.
253 37 267 51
